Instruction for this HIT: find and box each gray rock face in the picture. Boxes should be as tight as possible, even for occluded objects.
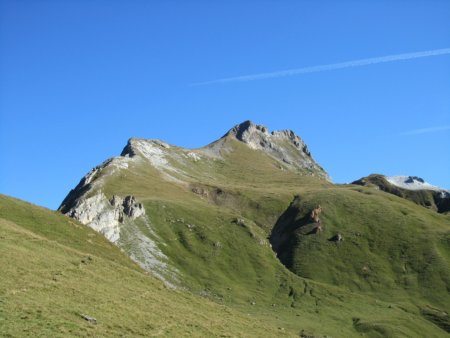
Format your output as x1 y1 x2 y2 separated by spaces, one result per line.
65 192 120 242
405 176 425 184
224 120 330 180
110 194 146 221
58 152 145 242
63 192 145 243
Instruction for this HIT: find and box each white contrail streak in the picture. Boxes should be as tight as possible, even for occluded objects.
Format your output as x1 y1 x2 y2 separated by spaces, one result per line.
399 125 450 136
191 48 450 86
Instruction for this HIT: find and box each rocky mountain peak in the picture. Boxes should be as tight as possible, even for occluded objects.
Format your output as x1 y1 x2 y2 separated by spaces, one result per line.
225 120 310 154
226 120 269 140
223 120 328 180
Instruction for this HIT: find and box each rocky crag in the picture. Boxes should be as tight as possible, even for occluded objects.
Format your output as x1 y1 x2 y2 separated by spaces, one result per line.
222 120 329 180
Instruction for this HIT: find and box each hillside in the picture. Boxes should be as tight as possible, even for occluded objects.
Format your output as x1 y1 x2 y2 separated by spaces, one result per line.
271 185 450 309
0 194 299 337
5 194 448 337
3 121 450 337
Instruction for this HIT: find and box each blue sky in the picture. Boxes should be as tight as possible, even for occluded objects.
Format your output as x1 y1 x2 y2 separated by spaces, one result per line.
1 1 449 210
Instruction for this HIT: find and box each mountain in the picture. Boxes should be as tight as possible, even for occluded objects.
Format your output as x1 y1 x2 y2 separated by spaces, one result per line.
3 121 450 337
58 121 330 286
353 174 450 214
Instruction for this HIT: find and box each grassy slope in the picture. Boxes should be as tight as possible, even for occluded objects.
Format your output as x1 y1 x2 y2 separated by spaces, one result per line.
271 186 450 306
2 195 447 337
0 194 297 337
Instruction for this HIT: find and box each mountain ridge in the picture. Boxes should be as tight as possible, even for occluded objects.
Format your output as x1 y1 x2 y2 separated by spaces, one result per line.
116 120 329 180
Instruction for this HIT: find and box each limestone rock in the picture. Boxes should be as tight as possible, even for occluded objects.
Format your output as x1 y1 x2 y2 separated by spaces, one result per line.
64 192 118 242
61 192 145 243
123 195 145 219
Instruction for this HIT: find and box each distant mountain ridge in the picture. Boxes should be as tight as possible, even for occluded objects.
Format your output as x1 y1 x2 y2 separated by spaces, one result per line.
353 174 450 213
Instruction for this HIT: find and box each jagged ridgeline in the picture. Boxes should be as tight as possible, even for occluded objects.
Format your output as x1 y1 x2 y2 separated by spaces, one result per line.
4 120 448 336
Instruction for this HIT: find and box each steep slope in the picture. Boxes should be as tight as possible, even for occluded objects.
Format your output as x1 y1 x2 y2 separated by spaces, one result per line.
353 174 450 213
55 121 450 337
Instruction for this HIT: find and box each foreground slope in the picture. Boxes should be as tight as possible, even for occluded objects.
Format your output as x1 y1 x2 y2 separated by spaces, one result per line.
55 121 450 337
0 194 298 337
3 196 449 337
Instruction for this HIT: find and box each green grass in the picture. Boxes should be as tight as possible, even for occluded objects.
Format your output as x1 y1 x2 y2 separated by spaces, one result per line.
0 195 299 337
7 194 446 337
271 186 450 310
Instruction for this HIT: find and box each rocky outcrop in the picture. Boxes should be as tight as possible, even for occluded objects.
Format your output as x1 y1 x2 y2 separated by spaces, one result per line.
110 195 145 220
223 121 330 180
62 192 145 242
58 150 146 242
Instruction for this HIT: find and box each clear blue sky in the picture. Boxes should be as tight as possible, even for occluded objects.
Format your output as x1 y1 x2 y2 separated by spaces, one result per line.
1 1 449 210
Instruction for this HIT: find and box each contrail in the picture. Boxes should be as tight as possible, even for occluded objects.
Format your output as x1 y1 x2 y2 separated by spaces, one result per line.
399 125 450 136
191 47 450 86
